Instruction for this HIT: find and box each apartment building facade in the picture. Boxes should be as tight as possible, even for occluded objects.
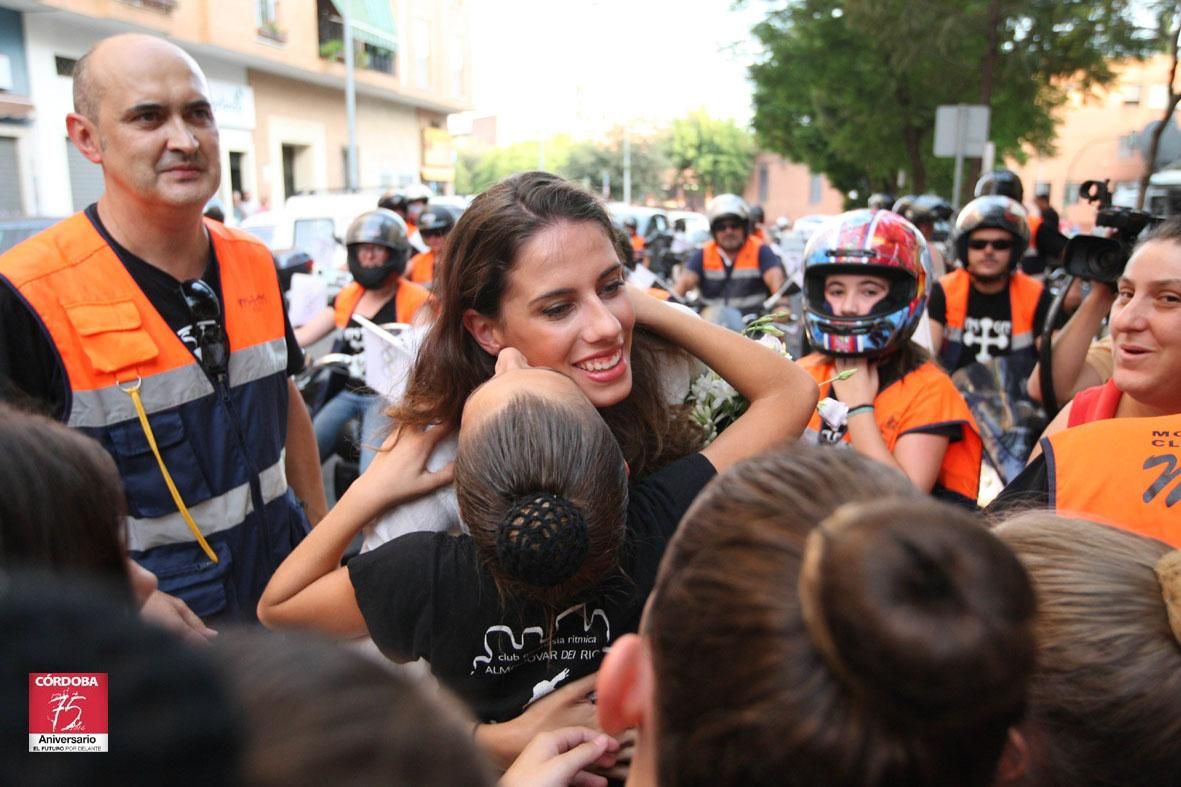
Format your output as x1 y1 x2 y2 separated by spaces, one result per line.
0 0 471 218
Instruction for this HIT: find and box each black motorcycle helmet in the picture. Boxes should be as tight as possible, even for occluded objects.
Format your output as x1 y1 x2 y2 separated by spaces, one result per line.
345 209 411 289
377 190 407 214
906 194 953 226
417 204 458 237
974 169 1025 204
953 195 1030 270
749 204 766 225
891 194 917 216
867 192 896 211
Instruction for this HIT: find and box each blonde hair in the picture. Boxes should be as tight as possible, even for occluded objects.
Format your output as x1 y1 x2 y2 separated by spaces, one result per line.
995 512 1181 787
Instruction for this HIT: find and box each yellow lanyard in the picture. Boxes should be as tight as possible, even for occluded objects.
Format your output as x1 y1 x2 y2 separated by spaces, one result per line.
119 377 219 564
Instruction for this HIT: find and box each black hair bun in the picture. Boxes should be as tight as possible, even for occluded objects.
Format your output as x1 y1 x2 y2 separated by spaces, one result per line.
496 493 589 587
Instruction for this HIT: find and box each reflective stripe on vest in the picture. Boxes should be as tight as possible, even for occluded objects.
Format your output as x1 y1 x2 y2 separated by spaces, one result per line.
126 452 289 552
800 353 983 501
334 279 432 329
1045 414 1181 547
68 338 286 429
937 268 1042 367
699 237 767 310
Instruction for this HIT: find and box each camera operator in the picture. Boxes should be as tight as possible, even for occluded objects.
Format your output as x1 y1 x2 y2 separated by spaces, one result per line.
991 216 1181 536
1026 281 1115 405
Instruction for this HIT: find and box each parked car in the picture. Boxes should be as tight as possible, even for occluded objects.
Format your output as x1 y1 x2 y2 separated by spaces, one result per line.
0 217 63 255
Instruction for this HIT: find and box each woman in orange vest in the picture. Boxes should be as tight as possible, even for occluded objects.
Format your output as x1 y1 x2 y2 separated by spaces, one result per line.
294 209 431 471
799 209 983 508
992 217 1181 527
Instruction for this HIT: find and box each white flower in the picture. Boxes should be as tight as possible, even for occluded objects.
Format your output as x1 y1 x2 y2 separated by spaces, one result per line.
817 397 849 430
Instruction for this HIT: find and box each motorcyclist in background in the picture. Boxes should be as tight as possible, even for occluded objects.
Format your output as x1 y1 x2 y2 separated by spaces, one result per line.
624 217 646 267
900 194 953 278
749 204 769 243
671 194 786 326
407 204 458 287
797 209 982 508
293 209 432 471
401 183 433 238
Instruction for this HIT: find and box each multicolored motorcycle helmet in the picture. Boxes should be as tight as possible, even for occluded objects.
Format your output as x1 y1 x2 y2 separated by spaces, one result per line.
803 209 931 357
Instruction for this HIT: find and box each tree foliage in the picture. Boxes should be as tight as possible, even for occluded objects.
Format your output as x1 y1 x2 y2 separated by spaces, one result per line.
667 111 757 199
559 127 670 203
456 111 754 204
750 0 1158 203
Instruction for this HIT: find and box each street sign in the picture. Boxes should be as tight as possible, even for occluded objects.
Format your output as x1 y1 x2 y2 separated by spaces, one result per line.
934 105 990 158
935 104 991 209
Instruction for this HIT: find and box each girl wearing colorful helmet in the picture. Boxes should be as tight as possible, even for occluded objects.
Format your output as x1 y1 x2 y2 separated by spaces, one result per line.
799 209 983 507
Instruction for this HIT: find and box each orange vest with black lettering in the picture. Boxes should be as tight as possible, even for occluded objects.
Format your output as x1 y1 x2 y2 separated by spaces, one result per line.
333 278 432 329
0 212 305 620
937 268 1043 370
1044 414 1181 546
800 353 983 503
408 249 436 285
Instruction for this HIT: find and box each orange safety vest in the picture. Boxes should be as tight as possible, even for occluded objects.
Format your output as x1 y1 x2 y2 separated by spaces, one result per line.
1044 414 1181 547
0 213 305 619
937 268 1043 370
800 353 983 502
333 278 432 329
752 227 768 243
699 236 768 312
1027 214 1043 253
408 249 436 285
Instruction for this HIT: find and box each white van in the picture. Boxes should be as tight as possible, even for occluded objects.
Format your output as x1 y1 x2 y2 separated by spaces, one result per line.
240 191 388 279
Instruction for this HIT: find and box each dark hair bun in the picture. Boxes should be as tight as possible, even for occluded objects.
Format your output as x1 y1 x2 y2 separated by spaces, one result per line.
799 499 1035 727
496 493 589 587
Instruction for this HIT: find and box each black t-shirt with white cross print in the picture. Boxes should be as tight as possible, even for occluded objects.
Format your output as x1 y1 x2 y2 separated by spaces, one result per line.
928 279 1060 373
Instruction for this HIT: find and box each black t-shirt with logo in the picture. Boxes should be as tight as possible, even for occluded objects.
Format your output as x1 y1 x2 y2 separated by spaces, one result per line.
0 206 302 419
348 452 717 723
928 280 1059 372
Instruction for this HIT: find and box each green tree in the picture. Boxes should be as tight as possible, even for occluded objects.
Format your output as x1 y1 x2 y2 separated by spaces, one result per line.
667 110 756 203
558 128 669 203
750 0 1156 204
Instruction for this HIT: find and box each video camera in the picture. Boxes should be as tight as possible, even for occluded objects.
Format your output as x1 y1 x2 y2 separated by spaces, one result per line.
1061 180 1158 283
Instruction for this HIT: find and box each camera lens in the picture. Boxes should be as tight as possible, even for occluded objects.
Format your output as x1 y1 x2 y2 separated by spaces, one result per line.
1096 247 1125 283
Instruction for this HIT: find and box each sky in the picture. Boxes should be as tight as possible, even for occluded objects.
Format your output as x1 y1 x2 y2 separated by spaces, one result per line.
464 0 767 144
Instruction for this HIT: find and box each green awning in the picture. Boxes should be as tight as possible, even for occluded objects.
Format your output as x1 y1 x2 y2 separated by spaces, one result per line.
338 0 398 52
